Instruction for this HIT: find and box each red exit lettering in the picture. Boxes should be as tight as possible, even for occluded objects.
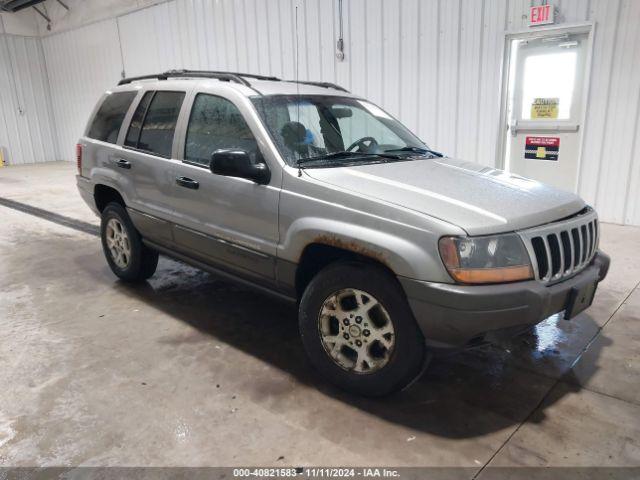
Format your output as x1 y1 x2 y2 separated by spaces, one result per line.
530 5 554 26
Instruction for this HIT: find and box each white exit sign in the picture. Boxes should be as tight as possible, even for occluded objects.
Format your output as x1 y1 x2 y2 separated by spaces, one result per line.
529 4 554 26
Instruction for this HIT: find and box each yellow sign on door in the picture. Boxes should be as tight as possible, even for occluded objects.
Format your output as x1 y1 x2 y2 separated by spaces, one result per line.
531 97 559 119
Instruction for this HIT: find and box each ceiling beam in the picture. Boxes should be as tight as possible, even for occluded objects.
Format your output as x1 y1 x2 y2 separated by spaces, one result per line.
0 0 47 13
32 4 50 23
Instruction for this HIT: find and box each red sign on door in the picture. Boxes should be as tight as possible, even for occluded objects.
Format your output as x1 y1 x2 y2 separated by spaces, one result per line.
529 4 554 26
525 136 560 161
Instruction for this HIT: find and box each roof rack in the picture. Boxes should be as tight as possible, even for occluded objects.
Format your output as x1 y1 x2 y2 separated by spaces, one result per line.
287 80 349 93
117 69 349 93
118 69 254 86
176 70 281 82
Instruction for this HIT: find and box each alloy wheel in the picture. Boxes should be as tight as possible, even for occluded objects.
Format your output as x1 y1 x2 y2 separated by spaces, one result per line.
105 218 131 269
317 288 395 374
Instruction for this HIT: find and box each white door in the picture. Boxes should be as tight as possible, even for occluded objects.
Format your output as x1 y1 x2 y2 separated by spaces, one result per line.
504 29 590 192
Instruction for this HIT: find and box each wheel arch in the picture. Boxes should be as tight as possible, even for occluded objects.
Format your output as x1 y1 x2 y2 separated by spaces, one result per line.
294 242 397 299
282 218 437 293
94 184 125 212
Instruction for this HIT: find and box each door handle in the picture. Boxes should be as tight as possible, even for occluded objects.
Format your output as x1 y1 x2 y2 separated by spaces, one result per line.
115 158 131 169
176 176 199 190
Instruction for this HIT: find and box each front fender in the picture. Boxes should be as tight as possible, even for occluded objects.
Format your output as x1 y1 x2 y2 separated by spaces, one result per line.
278 217 449 281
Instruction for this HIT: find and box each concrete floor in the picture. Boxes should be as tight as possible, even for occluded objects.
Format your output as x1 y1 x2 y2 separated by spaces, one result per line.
1 162 639 473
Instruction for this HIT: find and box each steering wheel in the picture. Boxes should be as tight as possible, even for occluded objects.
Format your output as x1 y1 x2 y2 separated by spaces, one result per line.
346 136 378 153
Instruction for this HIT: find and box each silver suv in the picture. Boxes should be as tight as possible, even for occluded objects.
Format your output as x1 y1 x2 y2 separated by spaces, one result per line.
77 70 610 396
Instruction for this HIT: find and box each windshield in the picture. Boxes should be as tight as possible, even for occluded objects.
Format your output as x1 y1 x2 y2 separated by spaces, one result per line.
251 95 432 167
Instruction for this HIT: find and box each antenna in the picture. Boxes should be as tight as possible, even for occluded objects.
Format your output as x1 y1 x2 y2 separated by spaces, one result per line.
295 5 300 115
295 4 302 175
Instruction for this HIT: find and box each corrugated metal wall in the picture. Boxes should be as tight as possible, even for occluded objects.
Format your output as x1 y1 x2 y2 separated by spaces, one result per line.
32 0 640 225
581 0 640 226
41 19 123 162
0 35 57 165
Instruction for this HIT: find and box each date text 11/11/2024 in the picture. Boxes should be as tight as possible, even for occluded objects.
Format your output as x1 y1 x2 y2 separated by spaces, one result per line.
232 467 401 478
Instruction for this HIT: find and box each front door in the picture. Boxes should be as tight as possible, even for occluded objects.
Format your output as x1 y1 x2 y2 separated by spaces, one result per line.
504 28 591 192
171 92 279 283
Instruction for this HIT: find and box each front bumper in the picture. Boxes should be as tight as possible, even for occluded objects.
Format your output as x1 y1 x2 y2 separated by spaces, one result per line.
399 251 610 348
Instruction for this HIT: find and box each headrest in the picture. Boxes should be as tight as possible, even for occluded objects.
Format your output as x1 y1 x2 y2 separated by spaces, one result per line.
280 121 307 145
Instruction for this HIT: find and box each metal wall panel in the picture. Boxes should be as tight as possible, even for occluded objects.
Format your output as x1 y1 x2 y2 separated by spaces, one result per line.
117 2 181 76
476 0 508 168
29 0 640 225
41 19 123 162
590 0 640 224
0 35 57 165
577 0 620 214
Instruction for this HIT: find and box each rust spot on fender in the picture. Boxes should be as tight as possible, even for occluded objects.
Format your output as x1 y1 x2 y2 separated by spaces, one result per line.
313 234 390 267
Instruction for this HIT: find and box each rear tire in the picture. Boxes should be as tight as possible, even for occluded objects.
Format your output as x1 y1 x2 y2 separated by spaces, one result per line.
100 202 158 282
299 261 427 397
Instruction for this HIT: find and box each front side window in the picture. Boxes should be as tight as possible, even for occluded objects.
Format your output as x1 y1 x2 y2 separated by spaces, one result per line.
125 91 185 158
252 95 429 167
185 94 258 167
87 91 137 143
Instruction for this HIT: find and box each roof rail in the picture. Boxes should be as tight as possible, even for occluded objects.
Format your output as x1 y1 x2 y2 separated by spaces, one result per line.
183 70 281 82
117 69 349 93
287 80 349 93
118 69 258 86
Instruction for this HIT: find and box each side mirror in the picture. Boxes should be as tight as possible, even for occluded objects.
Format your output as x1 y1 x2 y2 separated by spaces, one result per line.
210 149 270 184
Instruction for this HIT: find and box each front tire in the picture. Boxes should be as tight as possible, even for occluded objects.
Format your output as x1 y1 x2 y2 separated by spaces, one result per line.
100 202 158 282
299 262 427 396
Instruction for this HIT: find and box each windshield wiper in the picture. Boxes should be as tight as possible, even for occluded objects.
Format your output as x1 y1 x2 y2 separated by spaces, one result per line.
383 146 443 157
296 150 402 167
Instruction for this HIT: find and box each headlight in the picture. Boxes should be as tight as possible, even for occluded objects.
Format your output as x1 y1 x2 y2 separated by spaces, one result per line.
438 234 533 284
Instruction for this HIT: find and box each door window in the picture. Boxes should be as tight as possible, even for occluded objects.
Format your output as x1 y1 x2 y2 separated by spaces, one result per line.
87 91 137 143
520 51 577 120
125 91 153 148
185 94 258 167
509 34 586 125
125 91 185 158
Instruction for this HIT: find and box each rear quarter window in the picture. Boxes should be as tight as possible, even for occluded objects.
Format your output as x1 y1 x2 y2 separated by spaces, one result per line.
87 91 137 143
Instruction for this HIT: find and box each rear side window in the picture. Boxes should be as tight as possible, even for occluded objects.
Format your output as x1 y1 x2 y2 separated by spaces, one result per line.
185 94 257 167
87 91 137 143
125 91 153 148
125 91 185 158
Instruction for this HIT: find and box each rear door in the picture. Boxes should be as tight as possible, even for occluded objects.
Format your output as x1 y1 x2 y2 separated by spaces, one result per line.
170 90 280 283
119 89 187 245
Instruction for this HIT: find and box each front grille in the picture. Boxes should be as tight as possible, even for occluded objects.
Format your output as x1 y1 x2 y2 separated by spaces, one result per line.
518 208 599 284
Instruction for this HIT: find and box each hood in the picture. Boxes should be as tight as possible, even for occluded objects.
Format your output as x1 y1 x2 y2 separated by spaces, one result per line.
304 157 586 236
